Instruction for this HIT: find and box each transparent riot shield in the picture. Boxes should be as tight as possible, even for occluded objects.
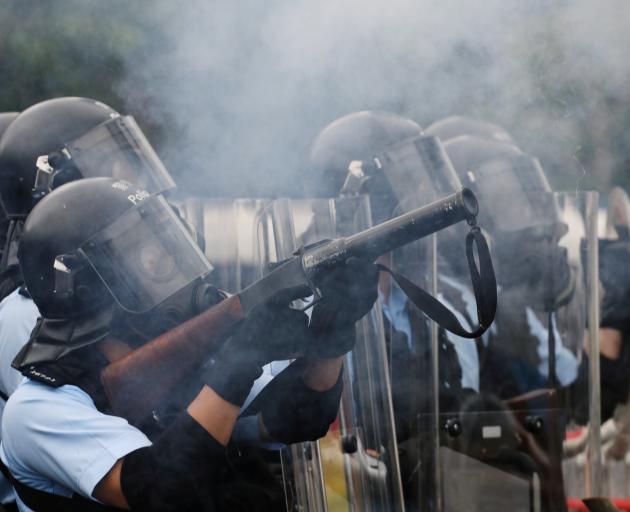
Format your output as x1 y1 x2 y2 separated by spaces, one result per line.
289 196 404 512
179 197 294 292
181 197 328 510
401 191 600 512
582 186 630 507
180 196 403 511
388 223 452 512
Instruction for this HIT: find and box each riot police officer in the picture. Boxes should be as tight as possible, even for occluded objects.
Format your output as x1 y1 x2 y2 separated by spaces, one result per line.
0 96 181 403
438 129 577 511
308 110 487 510
308 110 481 405
441 134 580 396
0 96 175 277
0 97 179 510
0 177 378 511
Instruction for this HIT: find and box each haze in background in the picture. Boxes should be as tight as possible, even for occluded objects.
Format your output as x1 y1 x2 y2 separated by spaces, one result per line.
2 0 629 197
113 0 630 197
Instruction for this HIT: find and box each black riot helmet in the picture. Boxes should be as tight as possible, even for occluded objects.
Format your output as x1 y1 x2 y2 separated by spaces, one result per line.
443 135 554 233
445 135 573 310
308 111 423 198
15 178 213 368
0 112 18 138
0 112 19 258
19 178 212 322
0 97 175 220
425 115 515 144
307 111 462 224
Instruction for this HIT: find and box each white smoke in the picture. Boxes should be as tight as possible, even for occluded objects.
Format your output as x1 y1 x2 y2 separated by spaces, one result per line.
116 0 630 197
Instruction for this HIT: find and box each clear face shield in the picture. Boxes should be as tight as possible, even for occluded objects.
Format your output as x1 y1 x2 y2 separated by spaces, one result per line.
77 195 212 314
340 134 463 224
379 134 463 213
467 154 572 312
470 154 554 230
33 115 176 199
341 133 467 298
409 186 599 512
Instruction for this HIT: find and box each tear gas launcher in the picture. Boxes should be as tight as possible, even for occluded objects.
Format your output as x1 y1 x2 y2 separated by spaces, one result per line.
101 188 492 425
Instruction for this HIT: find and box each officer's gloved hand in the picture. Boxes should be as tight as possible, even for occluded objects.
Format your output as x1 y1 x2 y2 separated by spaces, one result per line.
308 257 379 358
202 302 313 406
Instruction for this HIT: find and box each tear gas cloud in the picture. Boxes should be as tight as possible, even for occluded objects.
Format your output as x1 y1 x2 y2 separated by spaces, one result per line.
116 0 630 198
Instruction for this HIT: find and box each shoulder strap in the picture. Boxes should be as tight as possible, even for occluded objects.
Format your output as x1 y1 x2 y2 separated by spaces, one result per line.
0 458 118 512
377 226 497 339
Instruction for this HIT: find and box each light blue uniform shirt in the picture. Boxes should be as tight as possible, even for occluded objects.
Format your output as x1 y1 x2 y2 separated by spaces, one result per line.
0 288 40 504
0 380 152 511
0 290 281 510
0 289 40 399
437 275 481 392
526 308 579 386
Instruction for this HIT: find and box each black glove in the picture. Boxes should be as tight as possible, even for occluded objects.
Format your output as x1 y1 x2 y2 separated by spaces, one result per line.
202 302 314 406
308 257 379 358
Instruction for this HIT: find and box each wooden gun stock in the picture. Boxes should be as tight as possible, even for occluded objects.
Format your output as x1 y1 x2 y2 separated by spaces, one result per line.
100 294 244 425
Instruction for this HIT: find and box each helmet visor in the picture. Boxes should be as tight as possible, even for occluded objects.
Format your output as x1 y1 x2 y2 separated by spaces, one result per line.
473 154 556 231
79 195 212 313
378 134 463 213
65 116 176 194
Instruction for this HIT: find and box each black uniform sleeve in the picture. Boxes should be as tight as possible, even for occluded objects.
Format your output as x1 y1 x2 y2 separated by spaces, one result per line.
120 413 227 511
242 359 343 445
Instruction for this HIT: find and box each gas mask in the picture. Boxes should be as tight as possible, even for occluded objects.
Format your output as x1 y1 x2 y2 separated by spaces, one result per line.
495 222 575 312
120 275 224 343
466 155 575 311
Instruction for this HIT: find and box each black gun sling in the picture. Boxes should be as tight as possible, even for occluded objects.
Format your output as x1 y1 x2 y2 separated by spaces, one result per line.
377 226 497 339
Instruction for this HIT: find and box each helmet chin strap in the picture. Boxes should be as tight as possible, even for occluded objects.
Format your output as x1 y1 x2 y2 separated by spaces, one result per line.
52 253 86 300
33 150 77 202
340 159 378 197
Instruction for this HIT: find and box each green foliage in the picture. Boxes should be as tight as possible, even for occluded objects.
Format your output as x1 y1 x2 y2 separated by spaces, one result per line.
0 0 164 137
